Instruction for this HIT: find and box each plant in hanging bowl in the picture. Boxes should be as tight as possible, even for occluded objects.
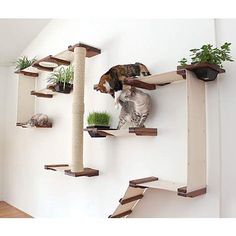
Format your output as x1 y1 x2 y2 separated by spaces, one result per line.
177 42 233 81
15 56 37 72
87 112 111 129
47 66 73 94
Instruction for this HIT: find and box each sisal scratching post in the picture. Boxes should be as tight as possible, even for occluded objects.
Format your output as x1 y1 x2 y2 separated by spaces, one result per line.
71 46 86 172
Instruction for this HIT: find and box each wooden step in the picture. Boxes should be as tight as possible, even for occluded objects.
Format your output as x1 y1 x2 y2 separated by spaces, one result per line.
109 210 132 218
119 194 143 205
129 176 158 187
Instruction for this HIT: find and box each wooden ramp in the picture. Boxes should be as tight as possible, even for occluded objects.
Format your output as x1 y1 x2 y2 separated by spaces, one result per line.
109 176 206 218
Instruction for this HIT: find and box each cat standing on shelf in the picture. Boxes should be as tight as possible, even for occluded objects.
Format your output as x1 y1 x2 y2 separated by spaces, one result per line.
118 87 151 129
94 62 151 107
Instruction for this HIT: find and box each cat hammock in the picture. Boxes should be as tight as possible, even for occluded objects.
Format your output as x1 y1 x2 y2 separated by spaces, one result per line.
45 43 101 177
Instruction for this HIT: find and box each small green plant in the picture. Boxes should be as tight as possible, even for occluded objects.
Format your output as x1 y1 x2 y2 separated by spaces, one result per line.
15 56 37 70
87 112 111 127
48 66 74 90
178 42 233 68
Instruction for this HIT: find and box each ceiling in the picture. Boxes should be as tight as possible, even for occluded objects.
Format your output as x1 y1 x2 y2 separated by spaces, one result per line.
0 19 51 65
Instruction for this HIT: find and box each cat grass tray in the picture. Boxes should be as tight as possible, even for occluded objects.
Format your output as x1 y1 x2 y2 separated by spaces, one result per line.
84 127 158 138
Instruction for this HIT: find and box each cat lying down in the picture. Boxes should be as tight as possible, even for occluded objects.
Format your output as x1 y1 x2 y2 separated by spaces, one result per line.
20 114 50 128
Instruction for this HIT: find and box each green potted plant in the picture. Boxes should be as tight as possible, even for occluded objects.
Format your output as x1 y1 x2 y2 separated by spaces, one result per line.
87 112 111 129
47 66 73 94
15 56 37 72
177 42 233 81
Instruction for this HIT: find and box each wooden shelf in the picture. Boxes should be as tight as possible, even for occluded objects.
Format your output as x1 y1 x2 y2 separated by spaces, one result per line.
15 43 101 75
44 164 99 177
31 89 53 98
32 43 101 72
123 70 186 90
130 177 184 192
16 122 52 128
15 69 39 77
84 127 158 138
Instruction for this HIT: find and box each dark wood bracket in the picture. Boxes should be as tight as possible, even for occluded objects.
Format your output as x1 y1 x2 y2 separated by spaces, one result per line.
108 210 132 218
123 77 156 90
68 43 101 57
176 69 186 79
177 186 207 198
129 176 159 187
65 168 99 177
44 164 69 171
129 127 158 136
31 91 53 98
15 70 39 77
119 194 143 205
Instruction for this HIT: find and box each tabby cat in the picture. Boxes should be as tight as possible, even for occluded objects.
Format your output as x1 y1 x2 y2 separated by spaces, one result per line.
117 87 151 129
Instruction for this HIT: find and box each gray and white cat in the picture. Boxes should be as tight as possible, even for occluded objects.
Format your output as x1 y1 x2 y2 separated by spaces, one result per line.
27 114 49 127
117 87 151 129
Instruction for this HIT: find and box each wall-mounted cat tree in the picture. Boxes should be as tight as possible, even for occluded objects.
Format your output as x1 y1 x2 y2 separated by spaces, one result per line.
92 68 219 218
44 43 101 177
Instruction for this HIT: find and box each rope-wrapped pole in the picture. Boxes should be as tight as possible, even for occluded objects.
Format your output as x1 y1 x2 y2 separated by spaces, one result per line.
71 46 86 172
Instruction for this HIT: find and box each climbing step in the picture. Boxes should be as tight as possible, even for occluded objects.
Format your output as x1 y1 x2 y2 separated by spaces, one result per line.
109 186 146 218
119 194 143 205
109 176 207 218
109 176 158 218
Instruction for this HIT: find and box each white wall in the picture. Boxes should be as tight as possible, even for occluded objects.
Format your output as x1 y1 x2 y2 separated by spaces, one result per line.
0 66 8 200
215 19 236 218
2 19 223 217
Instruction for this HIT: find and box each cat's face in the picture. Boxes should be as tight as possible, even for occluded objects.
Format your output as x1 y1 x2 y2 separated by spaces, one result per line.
123 87 136 101
95 74 115 97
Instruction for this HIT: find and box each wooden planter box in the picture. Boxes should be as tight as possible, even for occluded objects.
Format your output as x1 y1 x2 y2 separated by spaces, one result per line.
177 62 225 81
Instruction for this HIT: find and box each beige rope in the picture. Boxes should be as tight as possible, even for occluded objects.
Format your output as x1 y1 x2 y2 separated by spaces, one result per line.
71 46 86 172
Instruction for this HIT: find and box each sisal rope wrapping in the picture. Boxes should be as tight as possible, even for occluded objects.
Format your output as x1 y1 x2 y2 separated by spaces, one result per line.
71 47 86 172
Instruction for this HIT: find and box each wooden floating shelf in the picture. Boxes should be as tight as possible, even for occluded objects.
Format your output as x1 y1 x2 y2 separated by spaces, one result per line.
31 89 53 98
44 164 99 177
15 69 39 78
95 70 186 92
177 62 225 82
16 122 53 128
15 43 101 76
32 43 101 72
84 127 158 138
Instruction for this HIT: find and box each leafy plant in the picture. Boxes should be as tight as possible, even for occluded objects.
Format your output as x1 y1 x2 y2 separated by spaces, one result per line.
47 66 74 90
15 56 37 70
178 42 233 68
87 112 111 126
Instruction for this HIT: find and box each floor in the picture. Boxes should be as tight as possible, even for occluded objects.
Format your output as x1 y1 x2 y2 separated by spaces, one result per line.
0 201 32 218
